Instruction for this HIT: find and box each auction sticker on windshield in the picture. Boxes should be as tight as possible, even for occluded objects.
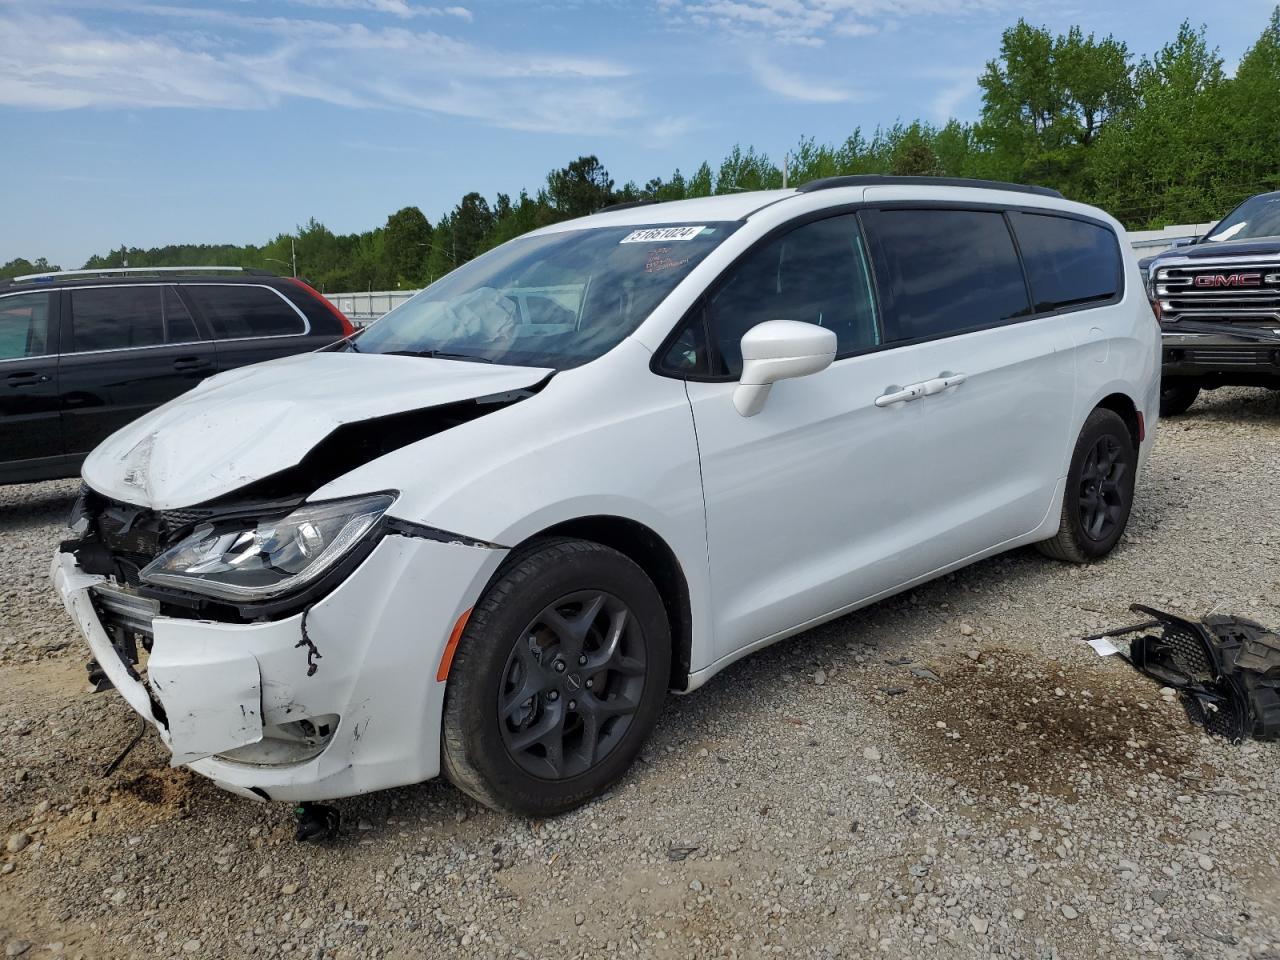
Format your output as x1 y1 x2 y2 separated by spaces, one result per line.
620 226 706 243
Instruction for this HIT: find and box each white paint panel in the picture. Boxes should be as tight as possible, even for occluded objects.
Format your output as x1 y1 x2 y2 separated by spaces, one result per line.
148 632 263 764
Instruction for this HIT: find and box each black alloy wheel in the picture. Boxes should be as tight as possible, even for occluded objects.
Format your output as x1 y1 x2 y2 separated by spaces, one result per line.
441 538 670 816
498 590 647 780
1036 407 1137 563
1077 434 1128 542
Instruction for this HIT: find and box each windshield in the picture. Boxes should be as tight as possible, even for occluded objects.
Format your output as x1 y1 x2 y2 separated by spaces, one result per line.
1204 193 1280 243
347 222 740 369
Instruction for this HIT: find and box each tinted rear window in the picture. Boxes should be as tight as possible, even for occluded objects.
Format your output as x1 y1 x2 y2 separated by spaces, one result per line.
183 285 306 339
71 287 165 352
1009 212 1123 310
862 208 1032 342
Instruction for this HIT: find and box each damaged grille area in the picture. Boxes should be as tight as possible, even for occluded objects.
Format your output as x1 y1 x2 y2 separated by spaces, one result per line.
66 490 221 588
63 387 537 623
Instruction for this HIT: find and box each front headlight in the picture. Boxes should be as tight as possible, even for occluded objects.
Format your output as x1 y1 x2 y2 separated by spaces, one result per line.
140 494 395 602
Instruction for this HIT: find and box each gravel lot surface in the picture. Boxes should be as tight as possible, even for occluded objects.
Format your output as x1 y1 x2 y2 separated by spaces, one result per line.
1 387 1278 960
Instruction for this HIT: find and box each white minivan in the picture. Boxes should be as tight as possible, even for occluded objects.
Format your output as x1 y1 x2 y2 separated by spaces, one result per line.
53 176 1160 816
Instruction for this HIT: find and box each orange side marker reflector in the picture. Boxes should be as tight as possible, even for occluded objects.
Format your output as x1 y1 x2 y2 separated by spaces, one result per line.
436 608 472 682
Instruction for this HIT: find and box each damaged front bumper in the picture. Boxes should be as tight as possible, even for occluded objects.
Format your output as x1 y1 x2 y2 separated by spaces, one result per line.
52 529 506 802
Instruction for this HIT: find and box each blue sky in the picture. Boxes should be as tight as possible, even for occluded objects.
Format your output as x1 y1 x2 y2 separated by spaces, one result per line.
1 0 1273 269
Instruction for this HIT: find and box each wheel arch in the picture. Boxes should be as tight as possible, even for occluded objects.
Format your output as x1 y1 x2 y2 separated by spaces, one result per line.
1094 391 1141 450
512 515 694 693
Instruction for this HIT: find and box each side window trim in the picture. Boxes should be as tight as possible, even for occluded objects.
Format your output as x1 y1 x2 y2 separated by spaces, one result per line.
179 283 311 342
653 208 887 382
1002 209 1039 318
0 289 59 363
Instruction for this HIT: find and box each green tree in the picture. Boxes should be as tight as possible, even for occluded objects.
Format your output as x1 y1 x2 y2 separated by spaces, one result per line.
890 123 943 176
687 162 714 198
977 20 1132 189
1 257 61 280
1087 21 1228 225
714 145 781 193
786 136 841 185
546 156 615 218
382 206 433 287
1219 7 1280 202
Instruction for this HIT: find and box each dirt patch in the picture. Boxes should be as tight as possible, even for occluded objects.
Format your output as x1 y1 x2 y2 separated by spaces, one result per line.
112 766 194 808
888 649 1207 800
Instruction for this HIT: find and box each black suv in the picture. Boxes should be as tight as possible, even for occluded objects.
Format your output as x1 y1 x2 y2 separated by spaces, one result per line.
0 268 354 483
1144 190 1280 415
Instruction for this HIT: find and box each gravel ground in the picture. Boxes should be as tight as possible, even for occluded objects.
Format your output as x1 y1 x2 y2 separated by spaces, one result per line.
1 387 1278 960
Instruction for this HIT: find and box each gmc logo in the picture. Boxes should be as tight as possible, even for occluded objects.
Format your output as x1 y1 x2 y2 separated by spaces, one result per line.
1194 273 1262 288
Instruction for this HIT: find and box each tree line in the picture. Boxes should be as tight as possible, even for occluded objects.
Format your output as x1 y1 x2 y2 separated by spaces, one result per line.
5 9 1278 292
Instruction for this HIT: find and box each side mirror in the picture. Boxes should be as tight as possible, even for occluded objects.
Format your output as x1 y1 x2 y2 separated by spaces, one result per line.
733 320 837 417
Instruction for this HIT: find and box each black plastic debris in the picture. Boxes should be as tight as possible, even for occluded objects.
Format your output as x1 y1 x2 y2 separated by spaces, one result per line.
294 802 341 842
102 717 148 777
86 658 113 693
1086 605 1280 742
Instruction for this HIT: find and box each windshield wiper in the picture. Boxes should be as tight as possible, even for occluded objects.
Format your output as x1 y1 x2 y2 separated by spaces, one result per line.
381 349 494 363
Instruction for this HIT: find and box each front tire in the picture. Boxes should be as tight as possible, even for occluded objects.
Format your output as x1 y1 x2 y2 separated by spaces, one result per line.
1036 408 1137 564
441 538 670 816
1160 380 1200 417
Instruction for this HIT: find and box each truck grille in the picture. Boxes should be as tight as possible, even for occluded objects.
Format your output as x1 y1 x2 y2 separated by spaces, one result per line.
1185 347 1279 367
1154 261 1280 324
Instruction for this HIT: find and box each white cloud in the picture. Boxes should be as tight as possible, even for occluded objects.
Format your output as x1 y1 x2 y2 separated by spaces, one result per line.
0 14 264 109
930 78 973 121
915 65 981 122
751 59 856 102
648 115 697 141
0 6 642 135
277 0 473 19
661 0 1006 46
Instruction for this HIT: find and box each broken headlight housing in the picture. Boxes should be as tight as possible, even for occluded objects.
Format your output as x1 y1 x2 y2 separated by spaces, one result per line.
139 494 395 602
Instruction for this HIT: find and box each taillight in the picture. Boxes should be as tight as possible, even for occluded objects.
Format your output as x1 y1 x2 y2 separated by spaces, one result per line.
288 278 355 337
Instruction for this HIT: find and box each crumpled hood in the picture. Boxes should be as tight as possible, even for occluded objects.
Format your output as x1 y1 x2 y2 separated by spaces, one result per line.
82 351 551 509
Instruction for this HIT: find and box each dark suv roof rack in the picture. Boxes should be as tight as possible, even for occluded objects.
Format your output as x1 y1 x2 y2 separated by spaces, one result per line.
796 175 1064 199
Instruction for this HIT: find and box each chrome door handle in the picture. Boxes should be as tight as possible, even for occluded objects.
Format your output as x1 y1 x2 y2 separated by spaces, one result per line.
920 372 967 396
875 383 925 407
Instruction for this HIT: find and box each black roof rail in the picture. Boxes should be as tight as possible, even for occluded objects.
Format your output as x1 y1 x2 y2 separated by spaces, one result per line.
597 199 659 213
796 175 1064 199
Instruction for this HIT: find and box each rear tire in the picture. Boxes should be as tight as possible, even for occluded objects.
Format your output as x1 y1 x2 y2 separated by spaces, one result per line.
1159 380 1200 417
441 538 670 817
1036 408 1137 564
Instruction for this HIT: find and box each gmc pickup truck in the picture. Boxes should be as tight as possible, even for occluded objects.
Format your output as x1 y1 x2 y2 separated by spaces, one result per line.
1144 190 1280 415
